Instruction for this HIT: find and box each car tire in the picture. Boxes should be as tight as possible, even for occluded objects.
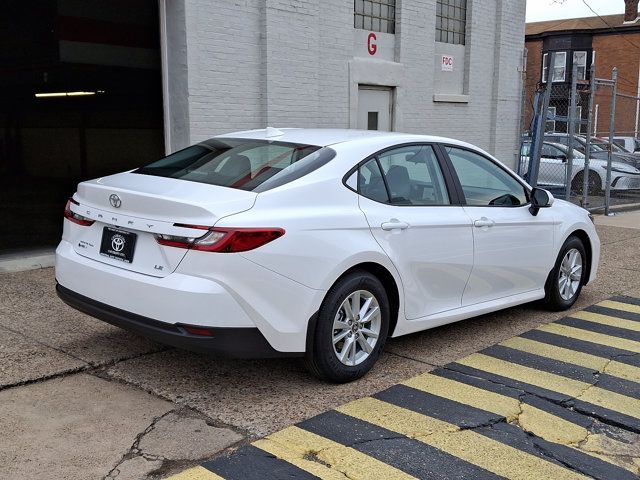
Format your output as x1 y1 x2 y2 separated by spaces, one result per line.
543 236 587 311
572 171 602 196
304 270 390 383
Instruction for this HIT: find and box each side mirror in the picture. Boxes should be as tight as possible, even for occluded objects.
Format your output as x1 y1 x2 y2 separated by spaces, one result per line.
529 188 554 216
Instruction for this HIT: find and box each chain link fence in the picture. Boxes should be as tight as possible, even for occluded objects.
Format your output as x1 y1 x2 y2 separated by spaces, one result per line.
520 55 640 214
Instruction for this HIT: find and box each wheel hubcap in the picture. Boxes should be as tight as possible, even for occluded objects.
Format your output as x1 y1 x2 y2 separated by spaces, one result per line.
558 248 583 301
332 290 381 366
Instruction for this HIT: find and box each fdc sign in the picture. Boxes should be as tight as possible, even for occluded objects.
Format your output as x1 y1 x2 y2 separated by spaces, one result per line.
441 55 454 71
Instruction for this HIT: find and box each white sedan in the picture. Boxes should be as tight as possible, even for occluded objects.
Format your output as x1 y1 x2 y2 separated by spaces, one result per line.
56 129 600 382
521 141 640 193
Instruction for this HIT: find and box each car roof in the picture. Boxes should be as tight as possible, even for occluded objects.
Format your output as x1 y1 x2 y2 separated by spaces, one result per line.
214 127 475 149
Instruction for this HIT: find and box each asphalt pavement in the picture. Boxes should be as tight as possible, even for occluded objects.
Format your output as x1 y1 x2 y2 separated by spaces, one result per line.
1 212 640 479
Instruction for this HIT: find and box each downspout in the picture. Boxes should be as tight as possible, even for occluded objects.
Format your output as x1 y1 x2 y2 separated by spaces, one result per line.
636 60 640 137
159 0 171 154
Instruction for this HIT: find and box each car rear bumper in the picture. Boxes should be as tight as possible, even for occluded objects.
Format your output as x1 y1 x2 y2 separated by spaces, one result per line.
55 240 321 353
56 283 294 358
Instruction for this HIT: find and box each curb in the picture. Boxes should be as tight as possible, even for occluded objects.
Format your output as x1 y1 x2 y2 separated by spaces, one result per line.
0 249 56 273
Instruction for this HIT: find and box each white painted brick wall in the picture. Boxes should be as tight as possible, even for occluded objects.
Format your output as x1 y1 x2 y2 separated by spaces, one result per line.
169 0 525 167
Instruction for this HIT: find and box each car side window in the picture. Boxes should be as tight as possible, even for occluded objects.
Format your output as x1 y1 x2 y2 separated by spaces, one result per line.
445 146 529 207
541 144 564 159
358 158 389 203
375 145 450 206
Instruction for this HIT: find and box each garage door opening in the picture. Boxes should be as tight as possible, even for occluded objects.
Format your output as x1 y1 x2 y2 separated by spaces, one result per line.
0 0 164 252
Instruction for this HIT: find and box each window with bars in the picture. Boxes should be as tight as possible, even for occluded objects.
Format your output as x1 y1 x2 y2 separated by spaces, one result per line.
436 0 467 45
354 0 396 34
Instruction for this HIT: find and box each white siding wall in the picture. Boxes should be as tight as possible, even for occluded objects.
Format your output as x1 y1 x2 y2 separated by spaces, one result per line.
164 0 525 168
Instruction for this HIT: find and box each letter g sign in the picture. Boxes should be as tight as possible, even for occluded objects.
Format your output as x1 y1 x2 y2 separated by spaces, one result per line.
367 32 377 56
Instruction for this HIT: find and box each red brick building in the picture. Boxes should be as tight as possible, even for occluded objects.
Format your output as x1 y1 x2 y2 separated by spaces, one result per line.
525 0 640 137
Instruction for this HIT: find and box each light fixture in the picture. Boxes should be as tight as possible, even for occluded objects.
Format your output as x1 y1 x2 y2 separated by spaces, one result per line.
35 90 104 98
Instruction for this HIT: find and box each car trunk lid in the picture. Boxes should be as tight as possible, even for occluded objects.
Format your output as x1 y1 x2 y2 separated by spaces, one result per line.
68 172 257 277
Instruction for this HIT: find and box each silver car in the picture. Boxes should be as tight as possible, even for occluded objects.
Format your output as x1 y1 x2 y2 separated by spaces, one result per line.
521 141 640 193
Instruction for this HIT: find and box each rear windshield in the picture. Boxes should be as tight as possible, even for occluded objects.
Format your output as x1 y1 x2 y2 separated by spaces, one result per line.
135 139 333 192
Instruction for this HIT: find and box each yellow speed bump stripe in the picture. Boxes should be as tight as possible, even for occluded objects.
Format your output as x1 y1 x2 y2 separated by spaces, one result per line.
457 353 588 397
598 299 640 315
337 397 590 480
403 373 588 445
537 323 640 353
571 310 640 332
500 336 640 383
456 353 640 420
166 466 225 480
258 426 417 480
403 371 640 473
253 435 353 480
403 373 520 421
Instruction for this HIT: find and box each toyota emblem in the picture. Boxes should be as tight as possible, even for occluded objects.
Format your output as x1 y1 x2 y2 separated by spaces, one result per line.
109 194 122 208
111 234 125 252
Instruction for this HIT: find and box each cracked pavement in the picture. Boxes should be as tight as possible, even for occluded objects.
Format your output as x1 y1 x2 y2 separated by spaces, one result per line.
2 218 640 479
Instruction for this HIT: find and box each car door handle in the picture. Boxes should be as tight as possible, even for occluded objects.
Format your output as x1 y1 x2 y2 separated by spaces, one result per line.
474 217 495 228
381 220 410 231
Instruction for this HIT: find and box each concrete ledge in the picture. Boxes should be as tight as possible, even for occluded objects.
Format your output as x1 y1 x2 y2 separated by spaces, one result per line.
0 248 55 273
433 94 470 103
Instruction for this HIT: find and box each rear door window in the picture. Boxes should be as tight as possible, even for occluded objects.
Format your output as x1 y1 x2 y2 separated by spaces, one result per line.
376 146 450 206
357 145 450 206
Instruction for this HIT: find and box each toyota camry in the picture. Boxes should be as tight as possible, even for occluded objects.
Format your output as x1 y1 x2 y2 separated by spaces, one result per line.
56 128 600 382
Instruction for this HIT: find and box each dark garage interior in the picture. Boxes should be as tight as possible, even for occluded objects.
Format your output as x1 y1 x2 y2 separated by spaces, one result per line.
0 0 164 252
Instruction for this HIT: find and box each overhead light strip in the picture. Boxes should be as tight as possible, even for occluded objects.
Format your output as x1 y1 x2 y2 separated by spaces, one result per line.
35 90 104 98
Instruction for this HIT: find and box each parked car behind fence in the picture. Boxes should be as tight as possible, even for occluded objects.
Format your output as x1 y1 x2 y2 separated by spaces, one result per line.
521 140 640 194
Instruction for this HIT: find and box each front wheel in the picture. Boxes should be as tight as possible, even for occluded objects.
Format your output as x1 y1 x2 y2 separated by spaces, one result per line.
543 236 587 311
572 171 602 196
304 270 389 383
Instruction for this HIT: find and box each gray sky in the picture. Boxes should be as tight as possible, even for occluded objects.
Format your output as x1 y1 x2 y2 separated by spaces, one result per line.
526 0 624 23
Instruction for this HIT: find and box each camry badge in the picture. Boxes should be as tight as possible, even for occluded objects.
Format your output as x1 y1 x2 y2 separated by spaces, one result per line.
109 194 122 208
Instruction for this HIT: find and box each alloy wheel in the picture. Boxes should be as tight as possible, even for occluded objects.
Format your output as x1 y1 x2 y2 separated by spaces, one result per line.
558 248 583 301
332 290 381 366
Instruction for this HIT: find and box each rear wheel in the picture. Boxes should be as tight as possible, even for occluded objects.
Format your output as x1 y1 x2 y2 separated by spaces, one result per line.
572 171 602 196
543 236 587 311
305 270 389 383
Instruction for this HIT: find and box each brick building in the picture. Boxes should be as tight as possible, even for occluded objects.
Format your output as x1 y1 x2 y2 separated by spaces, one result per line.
162 0 525 167
525 0 640 137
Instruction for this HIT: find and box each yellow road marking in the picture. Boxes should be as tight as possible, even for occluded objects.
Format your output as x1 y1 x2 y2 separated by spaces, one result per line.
403 369 640 472
457 353 640 420
457 353 588 397
598 299 640 315
263 426 417 480
577 387 640 420
403 372 588 445
403 373 520 421
253 438 350 480
501 337 640 383
537 323 640 353
517 403 589 445
572 310 640 332
165 466 225 480
337 397 590 480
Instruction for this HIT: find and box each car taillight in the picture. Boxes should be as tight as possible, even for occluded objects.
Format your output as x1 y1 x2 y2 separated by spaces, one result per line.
156 226 284 253
64 198 94 226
